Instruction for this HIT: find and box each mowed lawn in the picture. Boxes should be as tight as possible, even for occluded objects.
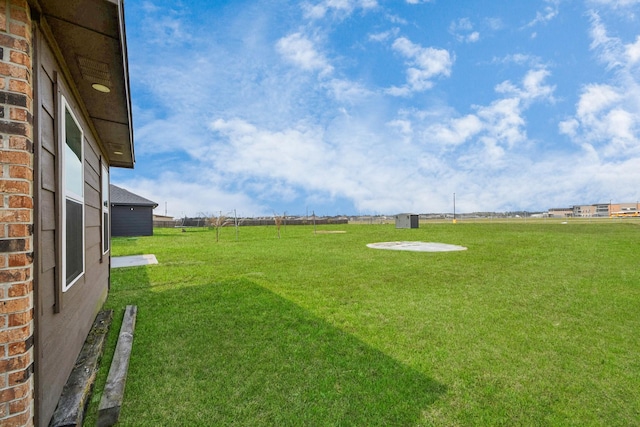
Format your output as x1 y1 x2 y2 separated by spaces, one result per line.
85 221 640 426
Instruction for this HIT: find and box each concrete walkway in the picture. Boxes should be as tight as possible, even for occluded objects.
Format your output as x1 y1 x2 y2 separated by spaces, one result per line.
111 254 158 268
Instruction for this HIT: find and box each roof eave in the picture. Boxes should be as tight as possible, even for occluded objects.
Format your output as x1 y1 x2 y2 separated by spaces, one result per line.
35 0 135 168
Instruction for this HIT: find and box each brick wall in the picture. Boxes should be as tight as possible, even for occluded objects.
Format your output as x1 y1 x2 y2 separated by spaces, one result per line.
0 0 34 426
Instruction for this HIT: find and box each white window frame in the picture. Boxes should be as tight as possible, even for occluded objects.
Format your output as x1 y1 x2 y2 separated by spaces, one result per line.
61 96 85 292
101 163 110 254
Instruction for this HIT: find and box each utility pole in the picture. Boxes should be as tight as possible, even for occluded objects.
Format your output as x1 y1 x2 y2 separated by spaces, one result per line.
453 192 456 224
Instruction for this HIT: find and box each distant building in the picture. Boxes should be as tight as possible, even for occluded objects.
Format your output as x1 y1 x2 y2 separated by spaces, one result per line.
111 185 158 236
551 203 640 218
153 214 174 221
609 203 640 217
572 205 597 217
153 214 177 228
548 208 573 218
593 203 611 217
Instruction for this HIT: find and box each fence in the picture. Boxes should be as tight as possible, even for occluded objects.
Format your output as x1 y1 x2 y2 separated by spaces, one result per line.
153 217 349 228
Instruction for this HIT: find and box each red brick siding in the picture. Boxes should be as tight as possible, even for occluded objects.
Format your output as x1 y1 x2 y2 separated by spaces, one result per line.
0 0 33 426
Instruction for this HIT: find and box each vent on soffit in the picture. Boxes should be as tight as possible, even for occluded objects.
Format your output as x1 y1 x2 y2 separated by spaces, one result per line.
77 56 112 91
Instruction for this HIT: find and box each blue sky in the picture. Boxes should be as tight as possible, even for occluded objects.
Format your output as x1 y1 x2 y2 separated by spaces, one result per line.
113 0 640 217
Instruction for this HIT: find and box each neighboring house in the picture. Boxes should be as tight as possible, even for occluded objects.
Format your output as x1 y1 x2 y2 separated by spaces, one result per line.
153 213 176 228
0 1 134 426
110 184 157 237
152 214 174 222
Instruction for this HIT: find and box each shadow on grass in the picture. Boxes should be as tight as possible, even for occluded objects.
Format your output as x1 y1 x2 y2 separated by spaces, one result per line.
113 279 445 426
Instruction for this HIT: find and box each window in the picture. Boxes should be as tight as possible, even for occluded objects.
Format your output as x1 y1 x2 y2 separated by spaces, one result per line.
102 164 110 254
62 99 84 291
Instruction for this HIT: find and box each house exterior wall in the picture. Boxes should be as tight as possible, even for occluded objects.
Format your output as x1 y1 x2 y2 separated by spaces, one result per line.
2 2 116 425
32 20 110 427
0 1 35 426
112 205 154 236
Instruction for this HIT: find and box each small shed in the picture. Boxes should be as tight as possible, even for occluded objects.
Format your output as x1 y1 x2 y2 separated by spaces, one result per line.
110 185 158 236
396 213 419 229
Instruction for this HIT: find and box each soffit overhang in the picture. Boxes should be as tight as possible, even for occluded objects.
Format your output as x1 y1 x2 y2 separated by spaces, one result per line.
35 0 134 168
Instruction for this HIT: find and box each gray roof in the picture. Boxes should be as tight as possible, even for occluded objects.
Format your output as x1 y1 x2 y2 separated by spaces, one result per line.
110 184 158 207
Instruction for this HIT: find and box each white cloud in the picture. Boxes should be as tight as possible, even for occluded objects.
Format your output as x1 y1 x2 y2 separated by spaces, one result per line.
525 0 560 28
589 13 626 69
626 36 640 63
449 18 481 43
116 172 267 218
207 118 368 210
589 12 640 70
369 28 399 42
425 67 556 158
485 17 504 31
476 98 526 151
209 118 335 191
558 118 579 137
324 78 374 102
496 68 556 103
385 85 412 97
389 37 453 93
141 1 159 13
451 18 473 31
576 84 621 117
561 87 640 159
560 16 640 160
385 14 408 25
276 32 334 76
386 119 413 136
492 53 545 68
303 0 378 19
138 2 193 46
428 115 484 146
588 0 640 7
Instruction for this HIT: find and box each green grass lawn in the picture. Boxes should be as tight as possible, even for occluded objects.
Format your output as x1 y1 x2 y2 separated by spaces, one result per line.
84 220 640 426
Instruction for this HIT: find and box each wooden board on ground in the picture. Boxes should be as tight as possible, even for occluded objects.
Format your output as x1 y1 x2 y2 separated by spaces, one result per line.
97 305 138 427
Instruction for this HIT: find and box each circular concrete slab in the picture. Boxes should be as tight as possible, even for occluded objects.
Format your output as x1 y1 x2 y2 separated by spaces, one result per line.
367 241 467 252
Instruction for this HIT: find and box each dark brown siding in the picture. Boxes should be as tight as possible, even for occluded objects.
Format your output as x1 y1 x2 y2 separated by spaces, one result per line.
112 205 154 236
34 27 109 427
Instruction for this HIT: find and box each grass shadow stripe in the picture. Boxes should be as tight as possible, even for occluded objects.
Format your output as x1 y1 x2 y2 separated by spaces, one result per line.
117 279 446 426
